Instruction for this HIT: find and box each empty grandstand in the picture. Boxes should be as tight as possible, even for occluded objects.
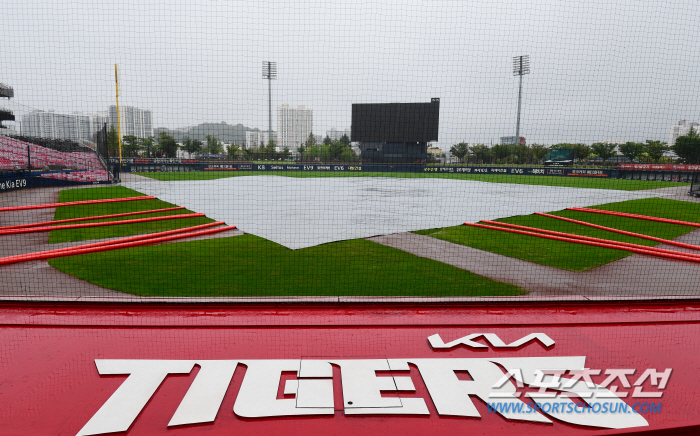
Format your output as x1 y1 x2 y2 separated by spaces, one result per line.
0 135 110 182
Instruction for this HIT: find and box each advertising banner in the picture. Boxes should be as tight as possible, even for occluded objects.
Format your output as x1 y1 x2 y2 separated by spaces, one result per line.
620 164 700 171
1 302 698 435
0 173 109 192
199 164 618 178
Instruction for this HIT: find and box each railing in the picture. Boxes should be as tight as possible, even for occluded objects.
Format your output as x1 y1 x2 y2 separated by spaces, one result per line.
93 148 115 182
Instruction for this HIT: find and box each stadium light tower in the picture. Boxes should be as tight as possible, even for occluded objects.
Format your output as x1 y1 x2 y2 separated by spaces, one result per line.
262 62 277 143
512 55 530 146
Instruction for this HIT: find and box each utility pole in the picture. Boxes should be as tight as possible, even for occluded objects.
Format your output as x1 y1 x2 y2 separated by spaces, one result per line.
512 55 530 146
262 62 277 146
115 64 122 164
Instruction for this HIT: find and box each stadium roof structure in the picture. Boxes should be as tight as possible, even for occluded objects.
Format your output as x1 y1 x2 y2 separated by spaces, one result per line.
0 83 13 99
0 108 15 122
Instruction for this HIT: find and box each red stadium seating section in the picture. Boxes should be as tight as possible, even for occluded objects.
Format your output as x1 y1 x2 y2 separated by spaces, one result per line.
0 135 109 182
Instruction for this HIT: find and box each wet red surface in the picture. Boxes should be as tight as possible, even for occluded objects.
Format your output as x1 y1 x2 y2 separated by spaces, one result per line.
1 301 699 435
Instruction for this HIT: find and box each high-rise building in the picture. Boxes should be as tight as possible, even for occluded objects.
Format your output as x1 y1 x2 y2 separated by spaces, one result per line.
669 120 699 146
21 110 107 142
326 128 351 141
277 104 312 151
108 105 153 139
245 131 277 149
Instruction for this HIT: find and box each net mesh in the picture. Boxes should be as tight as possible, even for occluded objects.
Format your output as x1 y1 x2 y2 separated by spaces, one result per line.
1 0 699 301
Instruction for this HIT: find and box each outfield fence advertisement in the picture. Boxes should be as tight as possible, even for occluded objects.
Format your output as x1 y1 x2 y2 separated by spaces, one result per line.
109 160 624 178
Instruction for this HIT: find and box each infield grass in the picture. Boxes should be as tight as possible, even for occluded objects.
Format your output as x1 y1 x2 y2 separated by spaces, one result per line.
48 235 526 297
136 170 688 191
415 198 700 271
49 186 215 243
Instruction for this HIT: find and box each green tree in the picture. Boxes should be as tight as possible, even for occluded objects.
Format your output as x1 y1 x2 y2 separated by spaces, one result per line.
571 144 591 161
470 144 490 161
513 144 531 164
157 131 178 158
449 142 469 163
182 138 203 156
340 147 358 162
107 124 119 156
529 144 549 163
227 143 241 159
139 136 155 158
323 135 332 145
282 147 291 160
305 132 317 148
320 144 333 161
672 127 700 164
266 139 277 154
329 140 344 160
205 135 223 155
339 134 351 146
306 145 320 160
491 143 512 161
297 145 305 159
644 140 668 163
591 142 617 163
121 135 140 157
619 142 644 161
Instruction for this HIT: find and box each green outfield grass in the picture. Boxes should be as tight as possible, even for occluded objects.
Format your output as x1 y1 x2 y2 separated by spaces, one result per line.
49 186 214 243
415 198 700 271
48 235 525 297
135 170 688 191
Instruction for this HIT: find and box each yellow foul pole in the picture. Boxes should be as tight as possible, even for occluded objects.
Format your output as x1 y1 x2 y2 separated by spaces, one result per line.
115 64 122 164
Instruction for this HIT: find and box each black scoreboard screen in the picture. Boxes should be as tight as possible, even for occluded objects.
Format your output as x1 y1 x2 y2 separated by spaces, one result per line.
351 99 439 143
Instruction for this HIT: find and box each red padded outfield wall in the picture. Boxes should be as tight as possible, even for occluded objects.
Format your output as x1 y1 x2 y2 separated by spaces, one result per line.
0 302 699 436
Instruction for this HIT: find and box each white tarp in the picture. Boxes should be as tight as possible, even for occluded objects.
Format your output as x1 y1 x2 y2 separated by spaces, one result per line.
125 177 662 250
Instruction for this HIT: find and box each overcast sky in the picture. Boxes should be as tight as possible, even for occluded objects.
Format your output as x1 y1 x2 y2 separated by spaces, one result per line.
2 0 699 148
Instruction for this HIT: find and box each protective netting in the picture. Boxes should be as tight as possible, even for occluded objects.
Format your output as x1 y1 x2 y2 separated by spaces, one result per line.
1 1 699 301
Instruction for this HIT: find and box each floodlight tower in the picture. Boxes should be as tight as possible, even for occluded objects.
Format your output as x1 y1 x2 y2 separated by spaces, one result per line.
262 62 277 143
512 55 530 145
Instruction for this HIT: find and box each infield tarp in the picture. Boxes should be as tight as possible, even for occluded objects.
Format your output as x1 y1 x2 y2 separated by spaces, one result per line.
125 177 663 250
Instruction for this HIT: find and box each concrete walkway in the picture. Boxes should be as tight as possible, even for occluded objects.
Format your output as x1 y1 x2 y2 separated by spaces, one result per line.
369 229 700 298
117 172 159 183
640 185 699 203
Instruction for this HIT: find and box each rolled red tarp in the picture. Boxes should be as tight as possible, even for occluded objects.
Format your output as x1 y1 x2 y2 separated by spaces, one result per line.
0 196 156 212
567 207 700 228
481 220 700 260
463 222 700 263
535 212 700 251
0 207 186 230
0 213 206 235
41 222 226 255
0 224 236 266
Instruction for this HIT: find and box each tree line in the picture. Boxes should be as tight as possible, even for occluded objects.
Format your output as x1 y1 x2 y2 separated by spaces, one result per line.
108 122 700 165
296 132 359 162
107 124 241 159
107 124 179 158
449 134 700 165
